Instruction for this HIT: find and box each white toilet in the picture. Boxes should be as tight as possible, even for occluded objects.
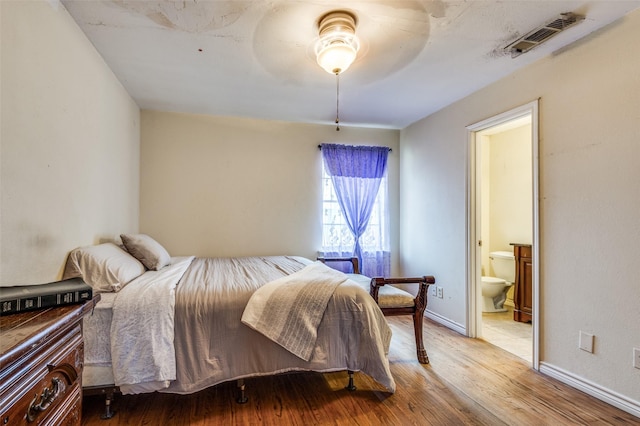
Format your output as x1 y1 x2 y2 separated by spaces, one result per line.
481 251 515 312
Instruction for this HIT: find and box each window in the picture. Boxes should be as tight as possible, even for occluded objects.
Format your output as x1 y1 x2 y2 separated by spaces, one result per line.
320 155 390 277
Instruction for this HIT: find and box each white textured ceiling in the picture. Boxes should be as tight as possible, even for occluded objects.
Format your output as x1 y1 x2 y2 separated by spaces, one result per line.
62 1 640 129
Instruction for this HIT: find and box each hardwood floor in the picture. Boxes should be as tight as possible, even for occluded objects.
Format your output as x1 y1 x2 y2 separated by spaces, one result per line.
82 316 638 425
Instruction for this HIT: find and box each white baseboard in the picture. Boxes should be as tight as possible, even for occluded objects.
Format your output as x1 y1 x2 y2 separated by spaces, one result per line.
539 362 640 419
425 309 466 335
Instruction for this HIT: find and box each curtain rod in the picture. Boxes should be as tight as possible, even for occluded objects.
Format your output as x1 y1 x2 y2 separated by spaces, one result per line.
317 145 392 152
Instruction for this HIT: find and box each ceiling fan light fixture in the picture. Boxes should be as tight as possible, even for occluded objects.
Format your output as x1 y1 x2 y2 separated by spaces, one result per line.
315 11 359 74
316 42 358 74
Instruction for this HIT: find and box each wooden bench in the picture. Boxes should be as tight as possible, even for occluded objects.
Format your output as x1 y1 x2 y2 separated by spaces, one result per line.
318 257 436 364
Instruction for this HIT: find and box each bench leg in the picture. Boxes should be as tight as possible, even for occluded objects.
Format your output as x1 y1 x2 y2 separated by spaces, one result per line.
413 312 429 364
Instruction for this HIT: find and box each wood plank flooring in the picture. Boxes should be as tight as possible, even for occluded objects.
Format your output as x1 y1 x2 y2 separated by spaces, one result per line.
81 316 639 425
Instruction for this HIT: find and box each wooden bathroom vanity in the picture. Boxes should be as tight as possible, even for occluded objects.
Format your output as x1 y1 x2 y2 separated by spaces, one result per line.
511 243 532 323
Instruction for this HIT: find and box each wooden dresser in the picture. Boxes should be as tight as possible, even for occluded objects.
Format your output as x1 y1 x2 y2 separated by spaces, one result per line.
0 296 99 425
511 244 532 323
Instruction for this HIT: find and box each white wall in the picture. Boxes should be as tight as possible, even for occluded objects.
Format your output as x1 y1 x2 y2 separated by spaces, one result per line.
1 0 140 285
140 110 400 273
401 9 640 408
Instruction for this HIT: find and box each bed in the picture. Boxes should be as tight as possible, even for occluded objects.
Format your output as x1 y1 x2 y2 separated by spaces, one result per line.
63 236 396 417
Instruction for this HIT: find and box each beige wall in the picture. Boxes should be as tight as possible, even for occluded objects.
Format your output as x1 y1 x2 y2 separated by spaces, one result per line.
401 9 640 407
140 110 400 273
480 124 533 277
1 0 140 285
488 125 533 253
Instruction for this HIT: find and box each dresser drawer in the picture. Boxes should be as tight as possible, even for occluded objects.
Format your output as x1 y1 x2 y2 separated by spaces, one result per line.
0 325 83 426
40 385 82 426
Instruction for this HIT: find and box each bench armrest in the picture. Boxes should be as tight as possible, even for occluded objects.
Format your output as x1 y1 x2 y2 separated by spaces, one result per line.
370 276 436 312
317 256 360 274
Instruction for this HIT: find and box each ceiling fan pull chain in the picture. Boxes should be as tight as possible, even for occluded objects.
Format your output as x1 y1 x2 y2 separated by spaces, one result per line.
335 72 340 131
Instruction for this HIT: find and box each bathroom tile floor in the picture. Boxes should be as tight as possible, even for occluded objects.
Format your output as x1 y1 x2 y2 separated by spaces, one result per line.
482 306 532 363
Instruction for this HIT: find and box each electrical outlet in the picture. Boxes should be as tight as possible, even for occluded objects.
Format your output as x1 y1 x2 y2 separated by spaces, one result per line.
437 286 443 299
634 348 640 369
578 331 594 353
430 285 437 297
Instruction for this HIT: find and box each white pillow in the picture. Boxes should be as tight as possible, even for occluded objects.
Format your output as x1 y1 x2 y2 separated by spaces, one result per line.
63 243 146 292
120 234 171 271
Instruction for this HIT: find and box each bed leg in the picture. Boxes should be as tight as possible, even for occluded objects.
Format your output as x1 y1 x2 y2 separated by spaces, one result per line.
236 379 248 404
100 389 115 420
345 370 357 391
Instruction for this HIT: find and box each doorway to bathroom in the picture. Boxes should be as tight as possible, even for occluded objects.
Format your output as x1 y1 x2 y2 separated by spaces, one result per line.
466 100 540 370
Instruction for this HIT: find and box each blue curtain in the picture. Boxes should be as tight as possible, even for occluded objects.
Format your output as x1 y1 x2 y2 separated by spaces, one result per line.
321 143 389 276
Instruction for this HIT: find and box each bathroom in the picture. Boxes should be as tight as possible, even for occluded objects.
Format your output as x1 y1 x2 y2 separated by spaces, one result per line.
479 117 533 362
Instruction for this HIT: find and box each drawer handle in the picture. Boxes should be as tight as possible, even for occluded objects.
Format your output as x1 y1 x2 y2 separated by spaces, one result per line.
26 377 62 422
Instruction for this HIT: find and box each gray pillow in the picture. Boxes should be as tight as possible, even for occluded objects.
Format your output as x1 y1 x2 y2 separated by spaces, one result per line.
120 234 171 271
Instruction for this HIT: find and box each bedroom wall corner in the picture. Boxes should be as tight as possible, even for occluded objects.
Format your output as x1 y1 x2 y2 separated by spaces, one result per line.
1 0 141 286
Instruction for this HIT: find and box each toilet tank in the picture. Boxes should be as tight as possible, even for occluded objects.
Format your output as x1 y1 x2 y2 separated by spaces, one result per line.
489 251 515 283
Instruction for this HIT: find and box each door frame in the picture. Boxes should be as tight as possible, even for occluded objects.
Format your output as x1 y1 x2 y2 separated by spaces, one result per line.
465 100 540 370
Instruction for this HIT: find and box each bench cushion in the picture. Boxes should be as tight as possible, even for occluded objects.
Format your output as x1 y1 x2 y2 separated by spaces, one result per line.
347 274 415 308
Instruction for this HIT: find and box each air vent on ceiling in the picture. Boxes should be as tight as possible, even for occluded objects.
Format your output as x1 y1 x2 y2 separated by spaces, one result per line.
504 12 585 58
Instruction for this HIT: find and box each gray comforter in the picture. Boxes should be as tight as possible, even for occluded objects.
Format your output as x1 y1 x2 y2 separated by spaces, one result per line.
166 256 395 394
